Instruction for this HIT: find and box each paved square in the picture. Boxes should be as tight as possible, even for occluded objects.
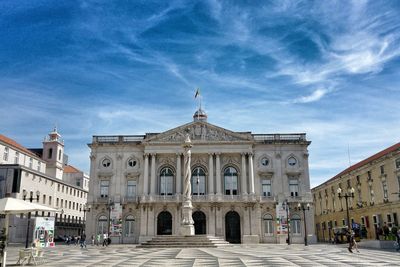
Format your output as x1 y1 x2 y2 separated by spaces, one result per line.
4 243 400 266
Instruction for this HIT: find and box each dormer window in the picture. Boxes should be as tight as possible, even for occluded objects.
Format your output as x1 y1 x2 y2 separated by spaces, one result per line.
288 157 297 166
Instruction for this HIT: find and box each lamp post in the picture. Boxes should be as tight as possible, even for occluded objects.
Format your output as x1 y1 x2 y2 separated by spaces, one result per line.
23 190 40 248
80 204 91 233
106 200 114 236
337 187 355 251
298 203 310 246
283 201 290 245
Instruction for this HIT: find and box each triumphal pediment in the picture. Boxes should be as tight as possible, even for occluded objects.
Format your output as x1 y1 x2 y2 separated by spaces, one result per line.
144 122 252 144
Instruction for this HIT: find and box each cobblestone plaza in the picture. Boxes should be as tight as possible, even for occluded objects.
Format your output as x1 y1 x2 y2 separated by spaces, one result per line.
4 243 400 266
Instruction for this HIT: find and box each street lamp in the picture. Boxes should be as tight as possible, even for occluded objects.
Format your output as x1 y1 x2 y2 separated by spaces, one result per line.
80 204 91 233
283 201 290 245
337 187 355 251
22 189 40 248
298 203 310 246
106 200 114 236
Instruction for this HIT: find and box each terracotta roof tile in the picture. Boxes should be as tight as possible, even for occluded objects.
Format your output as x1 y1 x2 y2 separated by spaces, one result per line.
0 134 39 158
64 165 81 173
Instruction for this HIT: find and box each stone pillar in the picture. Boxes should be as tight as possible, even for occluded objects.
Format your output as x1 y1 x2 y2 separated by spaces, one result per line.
138 205 149 243
243 207 251 235
208 153 214 195
143 154 149 196
209 205 216 236
215 206 223 236
215 153 221 195
248 153 255 194
176 153 182 195
241 153 247 195
148 205 155 236
150 153 156 195
180 134 194 236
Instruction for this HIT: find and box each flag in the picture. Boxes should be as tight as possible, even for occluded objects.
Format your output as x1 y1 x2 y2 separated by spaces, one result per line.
194 88 200 98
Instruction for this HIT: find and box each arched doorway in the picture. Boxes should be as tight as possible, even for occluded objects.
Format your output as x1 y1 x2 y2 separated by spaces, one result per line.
157 211 172 235
225 211 241 243
192 211 206 235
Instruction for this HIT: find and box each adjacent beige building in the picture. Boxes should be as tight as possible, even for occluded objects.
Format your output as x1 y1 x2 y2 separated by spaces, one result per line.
86 109 315 244
0 129 89 243
312 142 400 242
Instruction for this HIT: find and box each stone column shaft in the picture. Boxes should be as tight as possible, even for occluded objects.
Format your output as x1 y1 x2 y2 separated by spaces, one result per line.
216 153 221 195
150 154 156 195
208 153 214 195
143 154 149 195
241 153 247 195
248 153 255 194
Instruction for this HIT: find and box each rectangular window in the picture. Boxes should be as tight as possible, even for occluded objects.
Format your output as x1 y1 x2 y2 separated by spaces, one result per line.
192 176 205 195
342 219 346 226
127 180 137 197
14 152 19 164
3 147 9 161
49 196 52 205
289 179 299 197
394 213 398 226
380 165 385 174
37 162 41 172
76 179 81 187
100 180 109 198
224 175 238 195
160 176 173 195
367 171 372 180
29 158 33 168
396 159 400 169
42 195 46 205
262 179 272 197
61 199 63 208
56 198 59 207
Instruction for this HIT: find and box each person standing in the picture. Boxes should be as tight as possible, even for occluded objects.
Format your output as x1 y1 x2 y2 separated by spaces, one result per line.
80 232 87 248
96 233 101 246
102 232 108 247
346 227 353 253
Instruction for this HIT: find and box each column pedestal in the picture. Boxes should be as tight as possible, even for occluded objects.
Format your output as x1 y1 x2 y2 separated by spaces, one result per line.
180 200 194 236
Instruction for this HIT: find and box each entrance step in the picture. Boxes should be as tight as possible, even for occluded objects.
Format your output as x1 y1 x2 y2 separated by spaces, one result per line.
137 235 231 248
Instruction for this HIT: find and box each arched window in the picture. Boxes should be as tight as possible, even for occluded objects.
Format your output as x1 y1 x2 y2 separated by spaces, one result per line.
224 167 238 195
124 215 135 237
291 214 301 235
160 167 174 195
97 215 108 234
192 167 206 196
263 214 274 235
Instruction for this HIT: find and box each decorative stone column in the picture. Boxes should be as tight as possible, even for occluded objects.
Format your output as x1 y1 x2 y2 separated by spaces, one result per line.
150 153 156 195
143 154 149 196
208 153 214 195
180 134 194 236
215 153 221 196
176 153 182 195
248 153 255 194
241 153 247 195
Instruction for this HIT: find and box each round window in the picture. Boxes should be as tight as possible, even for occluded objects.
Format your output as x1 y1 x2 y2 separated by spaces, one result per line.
128 159 137 167
261 157 269 166
288 157 297 166
102 158 111 168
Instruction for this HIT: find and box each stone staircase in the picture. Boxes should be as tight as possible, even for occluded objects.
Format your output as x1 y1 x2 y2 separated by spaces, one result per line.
137 235 231 248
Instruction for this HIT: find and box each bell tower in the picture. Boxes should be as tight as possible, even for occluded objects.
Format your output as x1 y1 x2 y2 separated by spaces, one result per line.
43 126 64 179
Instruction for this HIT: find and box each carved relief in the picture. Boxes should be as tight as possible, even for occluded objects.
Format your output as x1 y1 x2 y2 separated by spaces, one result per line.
152 124 248 143
222 155 240 166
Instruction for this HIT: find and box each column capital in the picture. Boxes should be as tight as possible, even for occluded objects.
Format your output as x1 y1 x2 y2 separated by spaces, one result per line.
176 152 183 157
215 152 221 156
247 152 254 157
208 152 215 157
143 153 149 158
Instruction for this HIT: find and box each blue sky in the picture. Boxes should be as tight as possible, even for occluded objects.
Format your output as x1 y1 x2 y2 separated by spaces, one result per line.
1 0 399 187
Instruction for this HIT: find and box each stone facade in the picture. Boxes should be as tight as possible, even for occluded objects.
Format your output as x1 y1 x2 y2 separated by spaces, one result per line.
86 110 315 244
312 142 400 242
0 129 89 243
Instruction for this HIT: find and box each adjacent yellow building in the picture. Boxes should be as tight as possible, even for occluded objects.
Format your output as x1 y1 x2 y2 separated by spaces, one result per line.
312 143 400 242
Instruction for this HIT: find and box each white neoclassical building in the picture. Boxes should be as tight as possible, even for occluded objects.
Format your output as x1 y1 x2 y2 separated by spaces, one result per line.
86 109 315 244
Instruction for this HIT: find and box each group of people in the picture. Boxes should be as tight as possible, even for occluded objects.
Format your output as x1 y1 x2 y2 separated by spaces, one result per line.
63 233 87 248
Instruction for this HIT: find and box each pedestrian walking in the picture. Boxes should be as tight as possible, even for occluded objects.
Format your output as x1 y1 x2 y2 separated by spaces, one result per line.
91 235 95 246
346 227 353 253
351 231 359 252
80 232 87 248
102 232 108 247
96 233 101 246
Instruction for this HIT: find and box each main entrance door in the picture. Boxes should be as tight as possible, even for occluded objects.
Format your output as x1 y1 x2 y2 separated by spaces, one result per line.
192 211 206 235
225 211 241 243
157 211 172 235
